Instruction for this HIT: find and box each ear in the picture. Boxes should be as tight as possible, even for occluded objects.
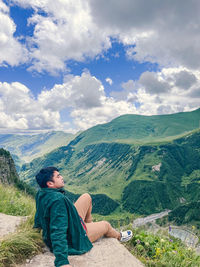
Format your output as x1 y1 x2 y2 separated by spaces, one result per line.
46 181 54 188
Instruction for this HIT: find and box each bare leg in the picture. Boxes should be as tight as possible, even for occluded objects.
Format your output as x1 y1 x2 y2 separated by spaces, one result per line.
86 221 121 243
74 193 93 223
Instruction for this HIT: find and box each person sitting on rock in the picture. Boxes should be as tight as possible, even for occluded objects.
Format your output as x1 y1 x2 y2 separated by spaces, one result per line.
34 166 133 267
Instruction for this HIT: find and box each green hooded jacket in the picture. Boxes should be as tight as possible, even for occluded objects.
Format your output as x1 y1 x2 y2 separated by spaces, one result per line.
34 188 93 267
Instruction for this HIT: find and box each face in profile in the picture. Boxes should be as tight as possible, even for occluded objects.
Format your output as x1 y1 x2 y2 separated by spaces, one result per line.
47 171 65 188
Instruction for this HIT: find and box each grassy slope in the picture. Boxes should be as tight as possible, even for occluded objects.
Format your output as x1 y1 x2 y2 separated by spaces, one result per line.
0 184 43 267
73 108 200 150
126 226 200 267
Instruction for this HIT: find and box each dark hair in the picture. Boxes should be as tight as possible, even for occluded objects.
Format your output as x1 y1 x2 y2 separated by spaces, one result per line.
35 167 58 188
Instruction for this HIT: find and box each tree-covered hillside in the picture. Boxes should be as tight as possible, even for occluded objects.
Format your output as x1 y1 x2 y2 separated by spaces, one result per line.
20 127 200 215
122 130 200 214
168 201 200 226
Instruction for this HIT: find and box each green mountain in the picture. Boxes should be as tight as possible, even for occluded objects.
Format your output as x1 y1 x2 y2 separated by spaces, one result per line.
71 108 200 150
0 131 74 165
20 108 200 215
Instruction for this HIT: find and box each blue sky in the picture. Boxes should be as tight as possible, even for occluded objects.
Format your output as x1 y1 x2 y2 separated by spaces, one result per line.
0 0 200 133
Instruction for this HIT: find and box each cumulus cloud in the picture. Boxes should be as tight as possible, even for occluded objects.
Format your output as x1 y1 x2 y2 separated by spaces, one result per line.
70 97 138 130
37 72 139 130
0 0 27 66
11 0 111 74
39 68 200 131
0 73 137 132
0 68 200 133
0 82 60 131
174 70 197 90
190 89 200 98
5 0 200 74
105 77 113 85
110 67 200 116
139 71 171 95
110 80 139 106
89 0 200 69
38 71 105 110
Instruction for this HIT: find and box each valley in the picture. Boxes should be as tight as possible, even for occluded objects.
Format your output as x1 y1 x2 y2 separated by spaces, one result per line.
1 108 200 225
0 108 200 266
15 108 200 227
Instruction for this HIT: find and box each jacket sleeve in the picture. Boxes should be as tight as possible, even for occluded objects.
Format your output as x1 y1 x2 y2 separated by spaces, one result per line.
33 192 42 229
49 197 70 267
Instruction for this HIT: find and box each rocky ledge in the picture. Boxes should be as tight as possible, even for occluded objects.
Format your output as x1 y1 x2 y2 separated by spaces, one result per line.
0 212 144 267
18 238 144 267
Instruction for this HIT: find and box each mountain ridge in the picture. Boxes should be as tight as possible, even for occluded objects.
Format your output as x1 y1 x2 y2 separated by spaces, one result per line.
0 131 74 166
72 108 200 150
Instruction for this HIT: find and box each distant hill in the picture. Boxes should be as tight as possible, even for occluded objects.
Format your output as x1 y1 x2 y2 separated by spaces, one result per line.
71 108 200 150
0 131 74 165
20 108 200 215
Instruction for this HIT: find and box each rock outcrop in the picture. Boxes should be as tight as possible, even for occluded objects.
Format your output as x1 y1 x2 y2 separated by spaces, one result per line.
19 238 144 267
0 213 25 238
0 212 144 267
0 148 19 184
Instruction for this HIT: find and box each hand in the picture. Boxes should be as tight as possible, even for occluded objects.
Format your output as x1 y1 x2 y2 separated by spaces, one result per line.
60 265 72 267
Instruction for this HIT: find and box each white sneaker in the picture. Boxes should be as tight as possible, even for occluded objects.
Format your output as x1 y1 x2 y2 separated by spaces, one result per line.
120 230 133 242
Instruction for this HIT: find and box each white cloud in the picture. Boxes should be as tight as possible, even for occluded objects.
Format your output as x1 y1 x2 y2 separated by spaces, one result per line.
0 68 200 133
0 112 28 130
38 71 105 110
109 66 200 117
105 77 113 85
5 0 199 74
0 81 61 131
38 72 137 130
11 0 111 74
70 97 138 130
0 73 136 132
139 71 171 94
89 0 200 70
0 0 27 67
173 70 197 90
110 80 139 105
36 68 200 131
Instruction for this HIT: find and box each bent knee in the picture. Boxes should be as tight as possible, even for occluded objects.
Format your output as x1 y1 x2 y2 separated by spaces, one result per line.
82 193 92 202
102 220 111 231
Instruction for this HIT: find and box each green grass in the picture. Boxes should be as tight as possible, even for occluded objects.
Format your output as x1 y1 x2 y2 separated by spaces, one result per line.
0 184 44 267
0 184 34 216
91 210 200 266
125 227 200 267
